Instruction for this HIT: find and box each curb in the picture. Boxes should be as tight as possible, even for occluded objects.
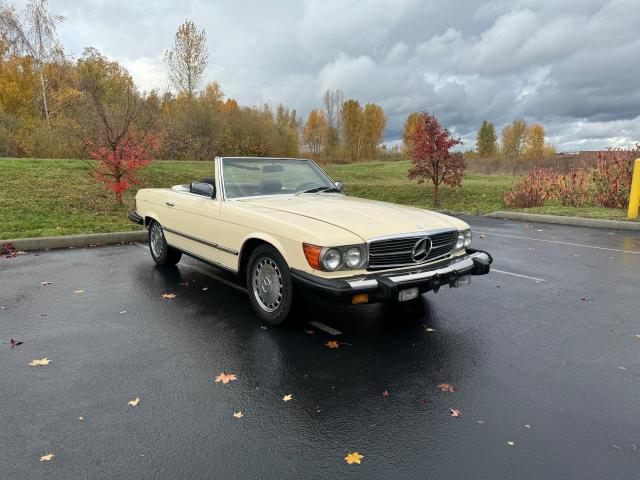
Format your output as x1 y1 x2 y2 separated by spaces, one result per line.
487 211 640 231
1 230 147 252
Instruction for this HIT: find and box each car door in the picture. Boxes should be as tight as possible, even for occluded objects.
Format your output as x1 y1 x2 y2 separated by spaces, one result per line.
161 187 222 265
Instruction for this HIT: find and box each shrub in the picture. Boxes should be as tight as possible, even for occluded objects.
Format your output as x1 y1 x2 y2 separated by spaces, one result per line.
592 146 639 208
503 167 556 208
556 168 592 207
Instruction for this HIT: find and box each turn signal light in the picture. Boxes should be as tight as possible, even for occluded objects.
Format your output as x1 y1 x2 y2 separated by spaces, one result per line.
303 243 322 270
352 294 369 304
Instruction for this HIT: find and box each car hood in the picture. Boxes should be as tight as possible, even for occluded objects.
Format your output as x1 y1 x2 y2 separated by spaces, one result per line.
236 194 467 241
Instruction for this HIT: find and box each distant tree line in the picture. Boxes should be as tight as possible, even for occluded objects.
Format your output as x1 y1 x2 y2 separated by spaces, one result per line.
0 2 390 163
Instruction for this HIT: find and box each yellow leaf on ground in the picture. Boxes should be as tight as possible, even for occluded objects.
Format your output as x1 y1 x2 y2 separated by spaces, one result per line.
215 373 237 384
344 452 363 464
29 358 51 366
450 408 461 417
233 411 243 418
74 289 84 294
282 394 293 402
507 441 515 446
40 453 54 462
438 383 456 393
40 281 52 286
119 310 127 314
325 341 339 349
128 397 140 407
162 293 176 299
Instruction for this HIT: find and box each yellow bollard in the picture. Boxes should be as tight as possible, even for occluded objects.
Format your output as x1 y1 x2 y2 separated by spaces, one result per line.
628 159 640 220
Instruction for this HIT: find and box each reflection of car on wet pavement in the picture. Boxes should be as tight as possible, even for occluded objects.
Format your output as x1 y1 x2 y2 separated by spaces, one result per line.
129 156 492 324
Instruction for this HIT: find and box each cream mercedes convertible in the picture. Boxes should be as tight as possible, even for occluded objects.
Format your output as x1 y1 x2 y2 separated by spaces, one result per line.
128 157 492 325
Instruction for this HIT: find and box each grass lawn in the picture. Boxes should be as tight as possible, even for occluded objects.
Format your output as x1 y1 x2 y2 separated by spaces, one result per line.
0 158 633 239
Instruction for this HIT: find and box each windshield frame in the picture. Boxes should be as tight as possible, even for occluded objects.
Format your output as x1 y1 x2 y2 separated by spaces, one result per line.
218 157 339 201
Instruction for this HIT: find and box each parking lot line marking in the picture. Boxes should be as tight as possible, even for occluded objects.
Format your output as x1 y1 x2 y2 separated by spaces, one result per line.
492 269 546 283
308 320 342 336
475 231 640 254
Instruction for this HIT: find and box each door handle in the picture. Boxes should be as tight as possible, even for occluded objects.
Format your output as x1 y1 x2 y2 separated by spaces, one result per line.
165 202 175 207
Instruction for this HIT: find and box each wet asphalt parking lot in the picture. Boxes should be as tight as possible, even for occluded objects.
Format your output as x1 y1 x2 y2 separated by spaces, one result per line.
2 215 640 480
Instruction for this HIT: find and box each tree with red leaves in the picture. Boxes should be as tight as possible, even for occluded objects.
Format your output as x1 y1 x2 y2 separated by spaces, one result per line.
76 48 159 205
88 134 159 205
408 112 464 207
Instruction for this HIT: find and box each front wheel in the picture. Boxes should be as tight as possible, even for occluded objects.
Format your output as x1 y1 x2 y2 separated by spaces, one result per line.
149 220 182 266
247 245 294 325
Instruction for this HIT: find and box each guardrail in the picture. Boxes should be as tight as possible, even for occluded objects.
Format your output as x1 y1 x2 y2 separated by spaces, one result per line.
629 158 640 220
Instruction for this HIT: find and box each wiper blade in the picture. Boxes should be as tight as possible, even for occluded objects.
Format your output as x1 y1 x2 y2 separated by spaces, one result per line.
297 186 341 195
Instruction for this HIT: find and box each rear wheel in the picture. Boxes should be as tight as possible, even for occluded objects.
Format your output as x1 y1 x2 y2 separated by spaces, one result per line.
149 220 182 266
247 245 294 325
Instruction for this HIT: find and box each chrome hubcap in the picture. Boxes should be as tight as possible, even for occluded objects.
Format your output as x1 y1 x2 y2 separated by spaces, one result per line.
252 257 283 313
150 223 165 258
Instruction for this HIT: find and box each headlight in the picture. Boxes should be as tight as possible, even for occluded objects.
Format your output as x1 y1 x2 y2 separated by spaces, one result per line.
464 230 472 246
303 243 367 271
321 248 342 271
455 231 465 250
344 246 365 268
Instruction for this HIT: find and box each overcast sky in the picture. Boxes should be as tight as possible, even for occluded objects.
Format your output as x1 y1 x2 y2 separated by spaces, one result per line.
25 0 640 150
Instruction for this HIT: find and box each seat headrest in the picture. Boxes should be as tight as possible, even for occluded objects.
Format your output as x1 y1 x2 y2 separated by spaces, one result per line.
258 179 282 194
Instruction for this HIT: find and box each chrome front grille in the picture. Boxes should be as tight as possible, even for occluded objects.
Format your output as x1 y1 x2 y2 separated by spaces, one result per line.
367 230 458 270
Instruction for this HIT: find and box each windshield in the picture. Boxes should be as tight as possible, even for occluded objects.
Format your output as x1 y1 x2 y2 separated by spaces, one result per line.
221 158 336 199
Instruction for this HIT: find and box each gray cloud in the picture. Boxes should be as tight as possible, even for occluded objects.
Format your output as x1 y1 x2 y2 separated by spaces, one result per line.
27 0 640 150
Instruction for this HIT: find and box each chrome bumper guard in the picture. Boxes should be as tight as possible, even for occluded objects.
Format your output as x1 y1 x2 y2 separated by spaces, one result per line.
346 252 491 290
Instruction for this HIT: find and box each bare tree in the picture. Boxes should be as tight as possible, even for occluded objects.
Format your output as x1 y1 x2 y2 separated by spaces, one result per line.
322 89 343 160
164 20 208 98
0 0 65 126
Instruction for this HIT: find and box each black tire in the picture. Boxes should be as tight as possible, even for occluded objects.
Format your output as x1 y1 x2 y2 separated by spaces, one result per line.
148 220 182 266
246 244 294 325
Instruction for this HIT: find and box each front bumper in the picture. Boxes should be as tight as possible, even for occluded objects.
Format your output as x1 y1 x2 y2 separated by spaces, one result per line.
291 248 492 304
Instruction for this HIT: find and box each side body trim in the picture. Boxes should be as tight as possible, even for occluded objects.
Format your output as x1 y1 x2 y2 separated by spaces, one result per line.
163 227 239 255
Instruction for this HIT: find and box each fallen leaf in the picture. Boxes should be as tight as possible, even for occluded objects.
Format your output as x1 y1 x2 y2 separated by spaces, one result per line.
40 281 52 286
119 310 127 314
344 452 363 464
162 293 176 299
29 358 51 366
79 416 84 421
305 329 315 335
10 338 23 348
128 397 140 407
40 453 54 462
424 326 435 332
215 372 237 384
438 383 456 393
73 289 84 294
507 441 515 446
233 411 243 418
325 340 339 349
282 394 293 402
479 234 487 239
450 408 461 417
40 312 47 317
634 335 640 339
202 287 209 291
382 390 389 397
524 424 531 429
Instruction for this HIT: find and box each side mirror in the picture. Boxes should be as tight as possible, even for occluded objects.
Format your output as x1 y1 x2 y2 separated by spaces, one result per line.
190 182 215 198
334 180 344 192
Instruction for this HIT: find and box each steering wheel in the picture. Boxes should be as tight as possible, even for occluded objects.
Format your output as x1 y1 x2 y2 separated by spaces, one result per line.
295 182 322 193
